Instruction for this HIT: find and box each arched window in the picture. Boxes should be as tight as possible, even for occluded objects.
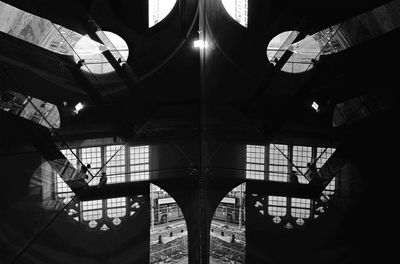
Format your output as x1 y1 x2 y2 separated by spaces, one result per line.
246 144 337 228
221 0 248 28
210 183 246 263
148 0 177 28
292 145 312 183
54 145 149 231
269 144 289 182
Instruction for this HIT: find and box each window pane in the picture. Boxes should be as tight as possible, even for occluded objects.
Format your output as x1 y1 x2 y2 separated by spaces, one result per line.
246 145 265 180
106 145 126 184
130 146 150 181
292 145 312 183
81 147 102 185
82 200 103 221
268 196 287 216
106 198 126 218
291 198 311 219
269 144 288 182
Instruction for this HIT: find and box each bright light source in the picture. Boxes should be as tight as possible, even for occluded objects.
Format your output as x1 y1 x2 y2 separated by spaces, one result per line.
74 102 84 113
311 101 319 112
193 40 208 49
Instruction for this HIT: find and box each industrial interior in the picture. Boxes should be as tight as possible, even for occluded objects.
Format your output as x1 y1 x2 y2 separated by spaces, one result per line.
0 0 398 263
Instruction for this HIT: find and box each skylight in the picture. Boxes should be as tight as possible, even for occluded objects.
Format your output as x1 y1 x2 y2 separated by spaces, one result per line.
73 31 129 75
221 0 248 27
148 0 177 28
267 31 315 73
0 1 106 56
0 90 60 129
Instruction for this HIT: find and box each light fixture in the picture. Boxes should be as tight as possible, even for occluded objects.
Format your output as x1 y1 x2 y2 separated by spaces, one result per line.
193 40 208 49
311 101 320 112
74 102 84 114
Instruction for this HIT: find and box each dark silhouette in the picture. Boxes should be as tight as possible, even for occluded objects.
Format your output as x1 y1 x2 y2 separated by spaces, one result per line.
80 164 91 179
98 171 107 188
306 162 318 181
289 170 299 184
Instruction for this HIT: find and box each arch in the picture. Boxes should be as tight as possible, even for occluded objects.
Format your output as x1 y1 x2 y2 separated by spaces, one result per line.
210 183 246 264
150 183 188 263
48 144 150 231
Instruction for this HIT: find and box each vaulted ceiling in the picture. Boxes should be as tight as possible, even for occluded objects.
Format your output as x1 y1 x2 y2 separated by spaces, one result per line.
0 0 397 145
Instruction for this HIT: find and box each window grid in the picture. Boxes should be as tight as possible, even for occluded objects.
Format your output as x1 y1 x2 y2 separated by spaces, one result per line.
291 198 311 219
106 145 126 184
81 147 102 186
106 198 126 218
269 144 288 182
268 196 287 216
252 144 338 227
82 200 103 221
56 149 77 197
292 146 312 183
130 146 150 181
316 148 336 168
55 144 150 230
246 145 265 180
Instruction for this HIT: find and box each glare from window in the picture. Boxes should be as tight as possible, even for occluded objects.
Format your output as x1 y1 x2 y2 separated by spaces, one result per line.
148 0 177 28
221 0 248 27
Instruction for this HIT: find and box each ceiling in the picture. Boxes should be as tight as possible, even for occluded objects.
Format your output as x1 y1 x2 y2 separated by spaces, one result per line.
0 0 397 145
